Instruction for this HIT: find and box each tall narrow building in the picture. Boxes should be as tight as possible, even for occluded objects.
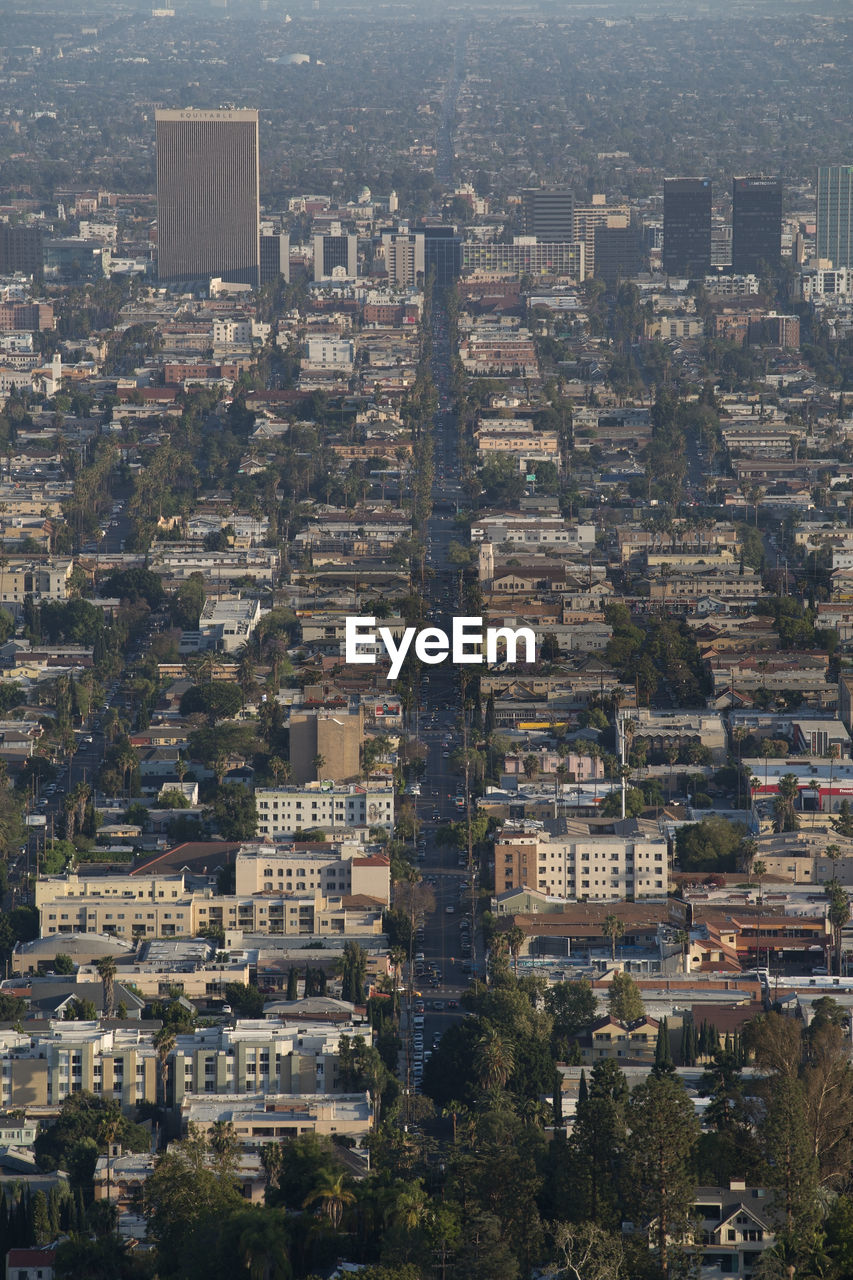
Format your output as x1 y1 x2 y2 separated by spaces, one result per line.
521 189 575 243
816 165 853 269
155 108 260 286
732 177 782 274
663 177 711 277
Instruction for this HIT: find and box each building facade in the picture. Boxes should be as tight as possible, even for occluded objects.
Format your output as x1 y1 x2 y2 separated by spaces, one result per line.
155 109 260 286
288 709 363 784
494 828 671 899
260 232 290 284
663 178 712 277
254 784 394 838
521 189 575 242
731 177 782 274
313 233 358 281
460 238 584 280
816 165 853 269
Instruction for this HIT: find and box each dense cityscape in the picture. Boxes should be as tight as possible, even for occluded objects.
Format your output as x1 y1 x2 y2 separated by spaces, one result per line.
1 0 853 1277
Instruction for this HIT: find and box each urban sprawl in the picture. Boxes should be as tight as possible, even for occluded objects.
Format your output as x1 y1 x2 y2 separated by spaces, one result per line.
1 3 853 1279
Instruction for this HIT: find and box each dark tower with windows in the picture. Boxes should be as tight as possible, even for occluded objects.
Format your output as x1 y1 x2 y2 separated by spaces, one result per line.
732 177 782 274
663 178 711 277
521 189 575 243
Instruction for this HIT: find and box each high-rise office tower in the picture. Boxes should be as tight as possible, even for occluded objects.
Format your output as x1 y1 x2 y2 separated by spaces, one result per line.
260 232 290 285
420 225 461 290
313 232 358 280
381 231 425 287
155 109 260 286
521 189 575 243
594 225 641 287
663 178 711 277
816 165 853 268
0 224 43 276
732 177 782 274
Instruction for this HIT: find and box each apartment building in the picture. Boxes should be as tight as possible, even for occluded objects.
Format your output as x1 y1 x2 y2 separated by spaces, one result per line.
235 840 391 903
0 1017 365 1112
254 785 394 838
494 821 670 900
0 1023 158 1111
35 864 389 939
0 557 73 612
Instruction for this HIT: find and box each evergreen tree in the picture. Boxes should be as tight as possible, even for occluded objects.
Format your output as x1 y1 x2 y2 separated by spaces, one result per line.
30 1190 50 1246
286 966 298 1001
47 1185 61 1237
653 1017 674 1075
627 1072 700 1280
484 691 496 738
760 1075 818 1235
74 1188 86 1233
567 1060 629 1228
553 1069 564 1126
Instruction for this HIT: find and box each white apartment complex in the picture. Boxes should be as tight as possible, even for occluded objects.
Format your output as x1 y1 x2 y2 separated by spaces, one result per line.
254 784 394 838
0 1016 367 1111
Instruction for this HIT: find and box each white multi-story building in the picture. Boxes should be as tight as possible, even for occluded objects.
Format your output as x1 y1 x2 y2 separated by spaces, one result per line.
213 318 253 346
0 1016 368 1111
254 786 394 839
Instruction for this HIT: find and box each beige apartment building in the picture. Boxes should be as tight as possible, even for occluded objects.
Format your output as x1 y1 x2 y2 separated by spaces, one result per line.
36 873 388 941
494 822 670 900
0 557 73 611
236 841 391 903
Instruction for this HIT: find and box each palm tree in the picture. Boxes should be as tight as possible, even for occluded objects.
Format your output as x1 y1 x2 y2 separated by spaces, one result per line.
474 1027 514 1092
732 727 747 809
103 708 123 744
269 756 287 787
603 914 625 962
824 843 841 887
152 1026 175 1110
587 741 602 802
312 753 326 780
753 859 767 970
505 925 526 977
441 1099 466 1145
237 1208 292 1280
674 929 690 974
740 837 758 884
809 779 820 828
212 753 228 787
96 955 117 1019
391 1179 427 1232
389 945 407 995
302 1168 355 1229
